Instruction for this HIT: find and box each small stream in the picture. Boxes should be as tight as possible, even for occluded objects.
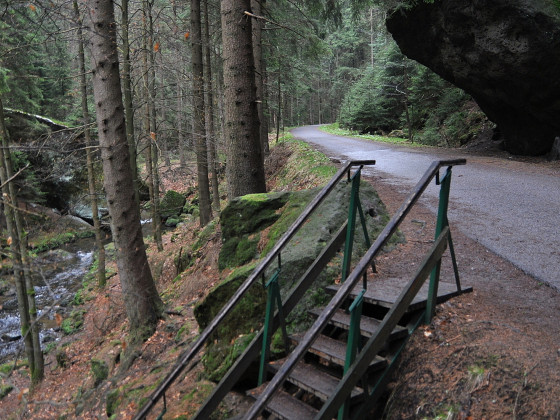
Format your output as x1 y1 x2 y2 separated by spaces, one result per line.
0 239 95 364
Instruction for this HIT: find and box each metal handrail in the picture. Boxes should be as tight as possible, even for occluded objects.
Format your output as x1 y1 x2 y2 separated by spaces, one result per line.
244 158 466 419
134 159 375 419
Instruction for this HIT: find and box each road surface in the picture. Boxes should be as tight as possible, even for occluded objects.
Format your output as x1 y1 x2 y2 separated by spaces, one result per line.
292 125 560 289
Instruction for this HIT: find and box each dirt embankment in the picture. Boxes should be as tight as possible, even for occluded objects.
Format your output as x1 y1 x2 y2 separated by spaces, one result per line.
369 174 560 419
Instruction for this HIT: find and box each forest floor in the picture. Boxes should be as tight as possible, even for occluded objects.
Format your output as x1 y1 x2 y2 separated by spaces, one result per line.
1 137 559 419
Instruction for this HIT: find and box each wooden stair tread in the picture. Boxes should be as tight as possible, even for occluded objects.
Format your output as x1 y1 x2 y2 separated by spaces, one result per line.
308 307 408 341
291 333 386 370
327 278 472 311
247 383 318 419
268 358 363 401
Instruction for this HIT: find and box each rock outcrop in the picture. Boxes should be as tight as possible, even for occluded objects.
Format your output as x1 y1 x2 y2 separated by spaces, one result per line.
386 0 560 155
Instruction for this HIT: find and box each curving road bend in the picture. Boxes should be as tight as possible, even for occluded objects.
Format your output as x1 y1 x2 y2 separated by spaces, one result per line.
292 125 560 290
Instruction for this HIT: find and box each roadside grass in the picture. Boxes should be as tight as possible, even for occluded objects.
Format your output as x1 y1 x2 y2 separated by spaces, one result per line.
274 133 337 186
320 123 426 147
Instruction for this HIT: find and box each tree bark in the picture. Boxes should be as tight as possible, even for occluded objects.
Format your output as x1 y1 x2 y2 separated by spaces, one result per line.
146 0 163 250
85 0 162 341
121 0 139 204
221 0 266 199
251 0 269 157
203 0 221 212
74 0 106 287
0 95 43 382
192 0 213 225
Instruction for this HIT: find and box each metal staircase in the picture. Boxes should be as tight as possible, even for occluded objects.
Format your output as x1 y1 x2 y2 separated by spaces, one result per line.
134 158 471 420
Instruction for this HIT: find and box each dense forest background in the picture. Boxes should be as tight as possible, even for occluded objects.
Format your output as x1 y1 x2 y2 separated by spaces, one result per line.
1 0 486 155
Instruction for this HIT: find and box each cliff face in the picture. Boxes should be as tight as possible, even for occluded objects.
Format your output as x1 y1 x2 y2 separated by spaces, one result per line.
386 0 560 155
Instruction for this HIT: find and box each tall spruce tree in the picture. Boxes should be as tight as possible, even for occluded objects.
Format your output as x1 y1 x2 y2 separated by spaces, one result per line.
221 0 266 199
84 0 163 341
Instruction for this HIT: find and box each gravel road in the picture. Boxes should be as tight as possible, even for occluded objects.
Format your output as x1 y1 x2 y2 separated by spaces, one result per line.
292 125 560 289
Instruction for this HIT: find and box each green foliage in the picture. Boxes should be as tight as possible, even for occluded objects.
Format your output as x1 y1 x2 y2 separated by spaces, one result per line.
339 42 413 134
0 7 76 119
321 123 414 146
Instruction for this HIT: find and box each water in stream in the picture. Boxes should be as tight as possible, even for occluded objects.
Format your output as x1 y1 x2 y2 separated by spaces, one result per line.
0 241 95 364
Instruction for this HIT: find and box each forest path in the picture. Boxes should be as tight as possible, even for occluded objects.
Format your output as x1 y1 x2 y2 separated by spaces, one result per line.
292 125 560 289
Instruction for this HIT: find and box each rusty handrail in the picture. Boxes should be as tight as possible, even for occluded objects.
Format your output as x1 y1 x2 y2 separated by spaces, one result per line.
134 160 375 420
244 158 466 419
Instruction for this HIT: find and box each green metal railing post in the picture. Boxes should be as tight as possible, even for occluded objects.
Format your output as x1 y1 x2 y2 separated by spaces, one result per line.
258 268 287 385
339 289 365 420
342 168 362 281
425 167 452 324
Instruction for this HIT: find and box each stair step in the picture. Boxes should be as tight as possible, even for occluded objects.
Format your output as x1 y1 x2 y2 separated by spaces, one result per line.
308 307 408 341
247 383 318 420
269 358 364 402
327 278 472 312
291 333 387 370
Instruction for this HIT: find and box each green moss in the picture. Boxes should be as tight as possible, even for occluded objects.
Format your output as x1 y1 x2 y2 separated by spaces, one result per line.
194 263 266 382
0 384 14 399
219 191 290 240
0 361 19 375
56 350 68 368
31 230 95 253
160 190 186 218
90 359 109 386
61 309 86 335
260 188 317 257
165 217 181 227
192 220 217 252
202 332 256 382
174 246 193 274
218 234 259 270
106 389 120 417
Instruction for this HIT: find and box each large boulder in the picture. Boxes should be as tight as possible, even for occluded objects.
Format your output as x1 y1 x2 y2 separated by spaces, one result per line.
386 0 560 155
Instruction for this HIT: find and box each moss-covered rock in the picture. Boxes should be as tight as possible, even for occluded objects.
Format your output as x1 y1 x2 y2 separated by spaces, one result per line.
218 234 260 270
160 190 186 219
220 192 290 241
194 263 266 382
218 192 290 270
197 177 399 381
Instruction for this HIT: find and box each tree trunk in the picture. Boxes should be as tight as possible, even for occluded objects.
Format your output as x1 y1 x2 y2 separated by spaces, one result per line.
177 84 186 168
147 2 163 251
0 95 43 382
221 0 266 199
85 0 162 341
203 0 221 212
276 75 281 143
74 0 106 287
121 0 139 204
251 0 269 157
192 0 213 225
